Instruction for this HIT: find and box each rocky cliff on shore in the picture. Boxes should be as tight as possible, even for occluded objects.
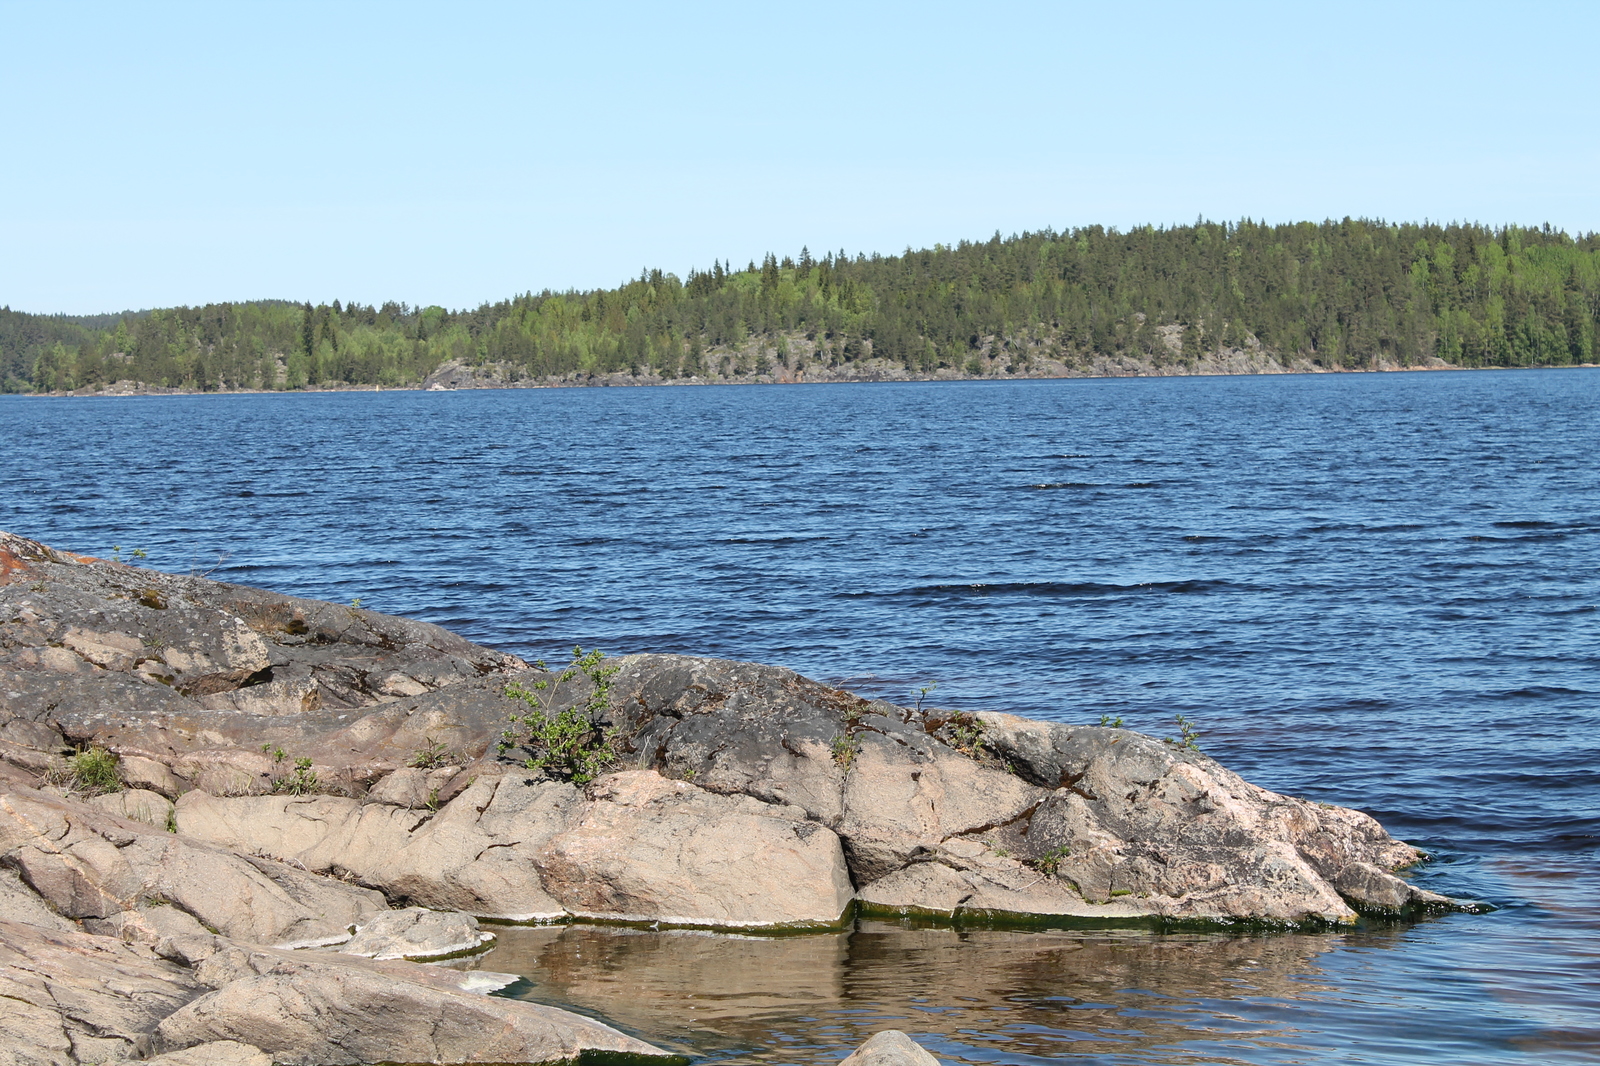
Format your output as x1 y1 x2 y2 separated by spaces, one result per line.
0 530 1454 1064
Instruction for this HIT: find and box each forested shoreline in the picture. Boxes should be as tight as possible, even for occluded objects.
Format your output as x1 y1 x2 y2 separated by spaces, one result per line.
4 218 1597 394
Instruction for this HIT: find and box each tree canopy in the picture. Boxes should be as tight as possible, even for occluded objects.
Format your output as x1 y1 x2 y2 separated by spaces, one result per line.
5 218 1597 393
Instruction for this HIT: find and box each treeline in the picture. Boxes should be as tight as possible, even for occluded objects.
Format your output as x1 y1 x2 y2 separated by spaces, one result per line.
5 218 1598 393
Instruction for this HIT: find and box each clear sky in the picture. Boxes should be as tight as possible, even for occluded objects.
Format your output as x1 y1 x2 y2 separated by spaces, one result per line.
3 0 1596 314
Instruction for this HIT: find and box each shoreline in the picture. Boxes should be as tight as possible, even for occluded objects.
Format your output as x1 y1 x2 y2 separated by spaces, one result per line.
10 357 1594 400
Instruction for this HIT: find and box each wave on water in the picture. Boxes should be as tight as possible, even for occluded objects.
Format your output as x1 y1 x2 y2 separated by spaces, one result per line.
841 577 1248 603
1025 480 1164 489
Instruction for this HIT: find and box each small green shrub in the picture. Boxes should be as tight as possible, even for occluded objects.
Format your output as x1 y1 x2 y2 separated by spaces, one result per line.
499 647 621 784
1164 713 1202 751
945 712 986 757
1097 714 1124 728
272 757 319 795
830 734 859 771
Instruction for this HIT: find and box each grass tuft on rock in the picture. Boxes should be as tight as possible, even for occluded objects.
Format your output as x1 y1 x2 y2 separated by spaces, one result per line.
65 746 122 796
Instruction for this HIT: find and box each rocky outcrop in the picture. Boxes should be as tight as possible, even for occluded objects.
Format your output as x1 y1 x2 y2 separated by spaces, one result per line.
0 530 1451 931
0 528 1468 1064
601 656 1449 925
0 529 523 794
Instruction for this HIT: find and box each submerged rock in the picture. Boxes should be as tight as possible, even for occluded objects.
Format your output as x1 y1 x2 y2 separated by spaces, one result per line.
339 905 493 960
840 1031 943 1066
0 529 1451 931
151 934 665 1066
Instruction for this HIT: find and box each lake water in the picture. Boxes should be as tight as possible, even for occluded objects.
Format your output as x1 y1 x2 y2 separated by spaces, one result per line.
2 369 1596 1064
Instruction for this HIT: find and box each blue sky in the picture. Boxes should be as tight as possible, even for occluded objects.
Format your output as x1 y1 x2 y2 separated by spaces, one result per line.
3 0 1596 314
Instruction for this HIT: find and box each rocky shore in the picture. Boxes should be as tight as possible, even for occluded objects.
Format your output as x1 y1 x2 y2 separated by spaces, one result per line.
0 530 1454 1064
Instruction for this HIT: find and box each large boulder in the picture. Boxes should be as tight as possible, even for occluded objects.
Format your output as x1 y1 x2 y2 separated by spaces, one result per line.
538 770 852 926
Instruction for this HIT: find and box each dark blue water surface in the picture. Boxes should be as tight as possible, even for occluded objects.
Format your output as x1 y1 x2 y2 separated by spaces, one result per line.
2 370 1596 1064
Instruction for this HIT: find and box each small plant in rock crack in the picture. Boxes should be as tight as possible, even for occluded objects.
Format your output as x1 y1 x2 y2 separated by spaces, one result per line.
914 681 938 713
261 743 288 765
1030 846 1071 877
272 757 320 795
841 701 867 725
407 737 459 769
830 734 859 771
939 712 987 758
1097 714 1125 728
1164 713 1202 751
499 646 621 785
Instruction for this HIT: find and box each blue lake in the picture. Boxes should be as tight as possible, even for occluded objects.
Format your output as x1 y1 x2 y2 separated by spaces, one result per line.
2 369 1596 1064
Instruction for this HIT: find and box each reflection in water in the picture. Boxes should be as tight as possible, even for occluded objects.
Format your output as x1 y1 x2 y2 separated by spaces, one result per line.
475 920 1392 1066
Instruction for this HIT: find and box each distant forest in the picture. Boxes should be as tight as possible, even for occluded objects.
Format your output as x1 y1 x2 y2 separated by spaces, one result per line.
4 218 1598 393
